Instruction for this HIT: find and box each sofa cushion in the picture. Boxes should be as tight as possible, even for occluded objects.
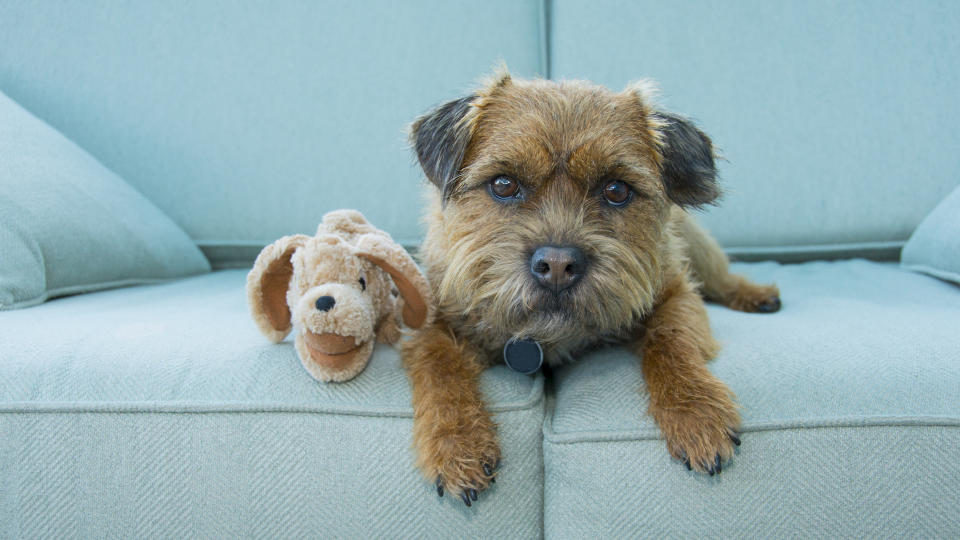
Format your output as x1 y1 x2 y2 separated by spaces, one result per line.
544 260 960 538
902 184 960 285
0 91 210 310
0 1 545 264
0 270 545 537
549 1 960 257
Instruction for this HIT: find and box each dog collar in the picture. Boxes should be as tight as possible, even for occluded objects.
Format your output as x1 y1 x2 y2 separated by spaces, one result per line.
503 338 543 374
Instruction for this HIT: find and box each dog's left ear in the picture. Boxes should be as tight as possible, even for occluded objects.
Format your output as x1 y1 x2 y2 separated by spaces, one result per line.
409 95 478 201
652 112 721 208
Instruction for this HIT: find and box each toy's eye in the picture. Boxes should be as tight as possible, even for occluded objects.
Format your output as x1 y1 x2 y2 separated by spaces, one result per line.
358 277 366 291
489 176 521 201
602 180 631 206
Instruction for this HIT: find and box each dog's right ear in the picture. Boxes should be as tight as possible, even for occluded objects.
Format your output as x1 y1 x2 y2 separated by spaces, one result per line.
247 234 310 343
410 95 478 201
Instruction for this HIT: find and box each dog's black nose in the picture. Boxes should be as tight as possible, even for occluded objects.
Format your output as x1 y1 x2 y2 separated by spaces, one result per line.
315 296 336 312
530 246 587 292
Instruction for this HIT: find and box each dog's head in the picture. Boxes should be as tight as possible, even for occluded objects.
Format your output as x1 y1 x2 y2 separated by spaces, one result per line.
247 210 431 381
411 72 718 348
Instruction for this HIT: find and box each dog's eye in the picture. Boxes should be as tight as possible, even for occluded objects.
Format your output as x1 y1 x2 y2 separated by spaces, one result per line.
602 180 631 206
489 176 521 200
358 277 366 291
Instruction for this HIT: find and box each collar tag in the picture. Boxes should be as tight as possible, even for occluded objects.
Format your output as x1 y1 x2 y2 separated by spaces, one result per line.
503 338 543 374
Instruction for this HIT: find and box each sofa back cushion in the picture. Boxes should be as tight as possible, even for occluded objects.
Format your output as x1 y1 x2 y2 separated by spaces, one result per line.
0 1 545 266
550 0 960 257
0 91 210 310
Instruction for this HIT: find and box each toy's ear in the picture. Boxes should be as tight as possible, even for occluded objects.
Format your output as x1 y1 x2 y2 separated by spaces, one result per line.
247 234 310 343
652 112 721 208
354 234 432 329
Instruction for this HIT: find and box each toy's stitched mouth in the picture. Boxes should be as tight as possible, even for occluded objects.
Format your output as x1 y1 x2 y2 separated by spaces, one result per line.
303 331 364 369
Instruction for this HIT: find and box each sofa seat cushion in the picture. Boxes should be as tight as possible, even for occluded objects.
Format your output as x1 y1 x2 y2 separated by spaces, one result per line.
0 270 545 537
544 260 960 538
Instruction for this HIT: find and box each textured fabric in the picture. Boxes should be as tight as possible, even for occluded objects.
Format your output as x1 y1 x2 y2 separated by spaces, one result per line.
902 184 960 285
0 91 210 310
0 270 545 537
544 260 960 538
550 0 960 252
0 1 545 257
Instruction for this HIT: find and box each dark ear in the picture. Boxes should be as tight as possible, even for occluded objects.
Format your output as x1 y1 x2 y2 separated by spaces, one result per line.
410 95 477 201
653 112 721 208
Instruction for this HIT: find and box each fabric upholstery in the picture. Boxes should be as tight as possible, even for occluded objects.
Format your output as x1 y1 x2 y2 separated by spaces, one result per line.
0 270 545 537
549 0 960 254
544 260 960 538
0 0 545 260
0 91 209 311
902 184 960 285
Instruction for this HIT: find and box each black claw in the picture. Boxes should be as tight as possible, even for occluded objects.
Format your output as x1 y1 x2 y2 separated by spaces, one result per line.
468 488 478 501
730 433 741 446
435 477 444 498
483 463 493 477
490 476 496 484
715 455 722 474
758 297 782 313
460 492 471 507
684 459 691 471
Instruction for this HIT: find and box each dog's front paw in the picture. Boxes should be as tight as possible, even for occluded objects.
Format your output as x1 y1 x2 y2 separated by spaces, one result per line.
418 426 500 507
655 399 741 475
727 281 781 313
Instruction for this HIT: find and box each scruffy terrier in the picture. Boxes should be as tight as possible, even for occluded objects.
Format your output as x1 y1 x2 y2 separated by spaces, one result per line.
402 71 781 507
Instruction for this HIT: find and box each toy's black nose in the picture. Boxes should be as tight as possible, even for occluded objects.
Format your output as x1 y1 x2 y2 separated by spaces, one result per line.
315 296 336 312
530 245 587 292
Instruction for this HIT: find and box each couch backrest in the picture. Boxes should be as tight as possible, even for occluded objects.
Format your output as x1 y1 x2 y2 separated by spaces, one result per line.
2 1 958 264
549 0 960 259
0 1 545 265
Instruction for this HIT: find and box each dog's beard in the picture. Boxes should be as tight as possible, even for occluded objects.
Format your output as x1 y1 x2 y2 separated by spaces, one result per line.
437 230 663 347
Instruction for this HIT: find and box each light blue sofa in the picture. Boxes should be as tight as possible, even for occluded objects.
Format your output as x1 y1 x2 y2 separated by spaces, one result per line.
2 2 959 538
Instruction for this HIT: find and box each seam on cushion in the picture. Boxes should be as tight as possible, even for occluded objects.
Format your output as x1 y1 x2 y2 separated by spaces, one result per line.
1 277 192 310
0 377 545 417
901 263 960 286
543 415 960 445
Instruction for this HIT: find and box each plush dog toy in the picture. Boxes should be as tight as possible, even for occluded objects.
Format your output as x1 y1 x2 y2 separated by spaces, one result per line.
247 210 432 382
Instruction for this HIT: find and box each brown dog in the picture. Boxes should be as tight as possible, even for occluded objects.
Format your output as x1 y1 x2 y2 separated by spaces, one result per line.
403 71 781 506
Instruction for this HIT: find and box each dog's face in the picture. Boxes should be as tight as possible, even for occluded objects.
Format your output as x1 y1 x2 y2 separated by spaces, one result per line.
412 73 719 352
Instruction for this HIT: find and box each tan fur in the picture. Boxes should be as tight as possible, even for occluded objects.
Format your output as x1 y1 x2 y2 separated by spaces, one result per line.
247 209 433 382
406 72 781 502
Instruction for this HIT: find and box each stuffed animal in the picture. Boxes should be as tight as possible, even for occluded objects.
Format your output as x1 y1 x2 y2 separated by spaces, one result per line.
247 210 432 382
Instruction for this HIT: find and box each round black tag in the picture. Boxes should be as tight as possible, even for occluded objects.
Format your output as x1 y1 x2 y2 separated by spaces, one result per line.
503 338 543 374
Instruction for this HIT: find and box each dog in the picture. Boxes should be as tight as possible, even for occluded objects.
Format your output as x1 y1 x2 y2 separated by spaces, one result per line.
402 70 781 507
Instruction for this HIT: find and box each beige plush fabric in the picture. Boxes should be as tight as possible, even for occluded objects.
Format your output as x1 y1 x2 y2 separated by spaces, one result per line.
247 210 433 382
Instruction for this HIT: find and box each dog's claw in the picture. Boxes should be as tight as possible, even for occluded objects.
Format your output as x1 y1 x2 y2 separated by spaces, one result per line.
460 492 471 507
757 296 782 313
729 433 741 446
468 488 478 501
435 477 444 498
714 454 722 474
483 463 493 477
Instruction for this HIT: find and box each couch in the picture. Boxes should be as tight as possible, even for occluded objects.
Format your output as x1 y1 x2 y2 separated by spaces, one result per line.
2 1 958 538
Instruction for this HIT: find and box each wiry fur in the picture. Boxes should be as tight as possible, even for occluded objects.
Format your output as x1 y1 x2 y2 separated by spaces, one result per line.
404 72 781 504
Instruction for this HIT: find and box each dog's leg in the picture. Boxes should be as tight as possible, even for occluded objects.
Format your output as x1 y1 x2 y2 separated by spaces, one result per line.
678 213 781 313
401 321 500 505
632 275 741 474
